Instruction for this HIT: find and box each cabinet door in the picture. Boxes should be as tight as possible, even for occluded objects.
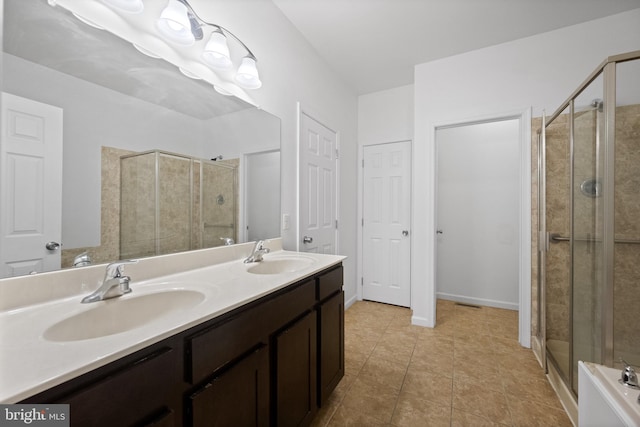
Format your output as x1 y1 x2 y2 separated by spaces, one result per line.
188 346 269 427
274 312 317 427
318 291 344 405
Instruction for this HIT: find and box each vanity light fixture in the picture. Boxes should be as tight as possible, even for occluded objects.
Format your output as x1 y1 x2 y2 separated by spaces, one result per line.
101 0 144 14
101 0 262 89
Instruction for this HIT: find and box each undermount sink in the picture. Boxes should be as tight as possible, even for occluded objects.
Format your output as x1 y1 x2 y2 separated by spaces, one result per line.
43 289 205 342
247 257 314 275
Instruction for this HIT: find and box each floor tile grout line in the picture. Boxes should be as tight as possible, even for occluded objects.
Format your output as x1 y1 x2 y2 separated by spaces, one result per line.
386 311 419 426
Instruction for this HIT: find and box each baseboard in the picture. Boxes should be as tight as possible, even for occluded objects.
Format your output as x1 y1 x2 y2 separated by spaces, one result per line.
436 292 518 311
344 294 357 310
411 315 434 328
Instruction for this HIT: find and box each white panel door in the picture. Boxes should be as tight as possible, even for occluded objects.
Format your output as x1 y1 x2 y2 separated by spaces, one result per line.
1 93 63 278
299 113 337 254
362 141 411 307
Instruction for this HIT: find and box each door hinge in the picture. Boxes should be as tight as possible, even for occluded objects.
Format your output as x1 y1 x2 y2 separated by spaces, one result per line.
361 277 364 286
335 219 338 229
361 218 364 226
361 159 364 167
335 148 339 159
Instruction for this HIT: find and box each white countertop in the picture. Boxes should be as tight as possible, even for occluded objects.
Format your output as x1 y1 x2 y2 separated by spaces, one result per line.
0 247 345 403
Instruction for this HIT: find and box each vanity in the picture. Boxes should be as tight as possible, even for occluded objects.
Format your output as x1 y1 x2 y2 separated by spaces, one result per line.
0 241 345 427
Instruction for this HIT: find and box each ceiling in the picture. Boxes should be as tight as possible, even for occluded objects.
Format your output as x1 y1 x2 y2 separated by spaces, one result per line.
272 0 640 95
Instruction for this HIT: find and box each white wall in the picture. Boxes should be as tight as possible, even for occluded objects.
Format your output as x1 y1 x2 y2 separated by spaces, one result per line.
203 2 359 305
245 151 281 241
412 9 640 326
358 85 414 145
205 108 280 159
436 119 520 309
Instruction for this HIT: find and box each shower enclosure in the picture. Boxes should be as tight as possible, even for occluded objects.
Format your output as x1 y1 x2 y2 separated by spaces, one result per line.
120 150 238 259
538 51 640 399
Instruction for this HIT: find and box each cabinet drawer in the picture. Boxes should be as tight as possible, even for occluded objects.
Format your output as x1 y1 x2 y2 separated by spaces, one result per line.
187 306 266 385
317 265 343 301
62 347 177 427
265 279 315 332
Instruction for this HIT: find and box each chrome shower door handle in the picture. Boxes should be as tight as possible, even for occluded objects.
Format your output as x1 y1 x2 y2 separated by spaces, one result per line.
45 241 61 251
303 236 313 244
402 230 409 236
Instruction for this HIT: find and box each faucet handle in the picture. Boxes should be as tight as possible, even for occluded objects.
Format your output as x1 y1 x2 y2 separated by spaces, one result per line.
105 259 138 279
620 358 639 388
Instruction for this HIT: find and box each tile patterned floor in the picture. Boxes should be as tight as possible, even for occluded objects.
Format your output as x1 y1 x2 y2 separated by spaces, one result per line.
311 300 573 426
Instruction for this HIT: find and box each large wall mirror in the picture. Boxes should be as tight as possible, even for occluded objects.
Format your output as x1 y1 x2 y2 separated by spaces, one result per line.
1 0 281 278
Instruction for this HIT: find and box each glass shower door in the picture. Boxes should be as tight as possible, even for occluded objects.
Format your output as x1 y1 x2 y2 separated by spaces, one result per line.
544 105 572 382
571 73 605 393
613 59 640 367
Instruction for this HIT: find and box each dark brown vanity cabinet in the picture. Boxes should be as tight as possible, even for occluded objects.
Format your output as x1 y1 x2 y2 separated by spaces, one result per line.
21 263 344 427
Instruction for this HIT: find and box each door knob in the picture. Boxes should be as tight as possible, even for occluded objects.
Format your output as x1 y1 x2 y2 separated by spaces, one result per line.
303 236 313 244
402 230 409 236
45 241 61 251
436 230 443 234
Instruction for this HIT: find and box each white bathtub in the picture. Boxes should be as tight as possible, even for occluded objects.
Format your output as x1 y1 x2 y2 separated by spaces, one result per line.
578 361 640 426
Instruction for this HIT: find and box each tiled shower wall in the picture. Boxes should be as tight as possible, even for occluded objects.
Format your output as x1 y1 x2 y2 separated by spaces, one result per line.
613 104 640 364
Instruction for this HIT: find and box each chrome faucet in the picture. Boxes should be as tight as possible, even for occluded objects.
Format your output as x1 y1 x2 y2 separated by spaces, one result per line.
244 240 270 263
81 260 138 303
620 358 639 389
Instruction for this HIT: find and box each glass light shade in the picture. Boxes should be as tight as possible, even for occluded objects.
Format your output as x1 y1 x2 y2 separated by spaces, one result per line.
157 0 195 46
101 0 144 14
133 44 162 59
213 85 233 96
72 13 105 30
234 57 262 89
179 67 201 80
202 30 232 69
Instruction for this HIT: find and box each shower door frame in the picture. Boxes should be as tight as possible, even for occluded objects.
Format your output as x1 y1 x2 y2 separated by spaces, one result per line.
539 51 640 399
536 115 547 373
